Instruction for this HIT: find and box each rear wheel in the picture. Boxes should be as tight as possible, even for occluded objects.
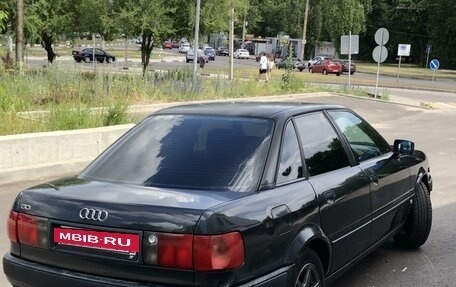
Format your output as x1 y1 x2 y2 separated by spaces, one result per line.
309 68 313 73
336 73 340 76
84 56 91 63
107 57 112 63
394 181 432 248
288 248 325 287
322 69 328 75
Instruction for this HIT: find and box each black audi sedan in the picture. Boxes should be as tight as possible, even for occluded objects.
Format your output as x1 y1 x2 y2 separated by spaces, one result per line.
3 102 432 287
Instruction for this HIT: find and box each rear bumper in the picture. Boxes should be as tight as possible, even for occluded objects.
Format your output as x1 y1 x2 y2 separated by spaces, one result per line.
3 253 288 287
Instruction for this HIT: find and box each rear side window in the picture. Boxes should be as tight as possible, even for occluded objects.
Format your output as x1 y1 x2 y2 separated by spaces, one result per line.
81 115 274 192
294 113 350 176
276 121 303 185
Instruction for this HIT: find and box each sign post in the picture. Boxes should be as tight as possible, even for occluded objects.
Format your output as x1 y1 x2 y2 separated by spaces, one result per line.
425 45 432 69
340 32 359 87
372 28 389 98
429 58 440 83
397 44 411 82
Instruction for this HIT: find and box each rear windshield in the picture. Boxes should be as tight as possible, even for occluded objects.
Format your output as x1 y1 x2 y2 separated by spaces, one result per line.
81 115 274 192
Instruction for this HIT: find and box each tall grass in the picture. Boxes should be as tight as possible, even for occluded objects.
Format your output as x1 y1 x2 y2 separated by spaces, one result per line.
0 63 338 135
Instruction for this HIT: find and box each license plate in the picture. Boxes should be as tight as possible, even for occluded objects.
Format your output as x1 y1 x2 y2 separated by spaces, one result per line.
54 227 140 253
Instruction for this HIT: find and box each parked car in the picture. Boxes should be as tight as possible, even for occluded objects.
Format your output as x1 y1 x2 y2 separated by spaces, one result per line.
162 41 172 49
172 41 180 48
178 42 191 53
186 49 208 63
72 48 116 63
233 48 250 59
307 56 332 68
216 47 229 56
276 58 302 69
204 47 216 61
337 60 357 75
3 102 432 287
309 59 343 76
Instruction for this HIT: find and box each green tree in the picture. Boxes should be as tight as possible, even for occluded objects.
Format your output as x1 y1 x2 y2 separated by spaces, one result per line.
24 0 78 62
425 0 456 69
113 0 175 75
0 10 7 31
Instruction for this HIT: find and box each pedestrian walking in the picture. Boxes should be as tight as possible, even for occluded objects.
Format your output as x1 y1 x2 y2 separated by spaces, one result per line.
259 52 268 81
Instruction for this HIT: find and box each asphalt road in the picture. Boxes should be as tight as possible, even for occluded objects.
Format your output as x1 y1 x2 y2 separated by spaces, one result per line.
25 48 456 93
1 92 456 286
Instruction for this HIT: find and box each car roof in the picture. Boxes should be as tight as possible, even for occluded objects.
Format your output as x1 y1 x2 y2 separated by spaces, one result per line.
154 102 347 119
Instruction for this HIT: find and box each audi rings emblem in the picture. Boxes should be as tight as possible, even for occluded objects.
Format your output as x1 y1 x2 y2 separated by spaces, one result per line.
79 208 109 222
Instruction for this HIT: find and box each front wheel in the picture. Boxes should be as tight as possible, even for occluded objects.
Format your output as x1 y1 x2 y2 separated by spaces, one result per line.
107 57 113 63
309 68 313 73
322 69 328 75
84 56 91 63
288 248 325 287
394 181 432 248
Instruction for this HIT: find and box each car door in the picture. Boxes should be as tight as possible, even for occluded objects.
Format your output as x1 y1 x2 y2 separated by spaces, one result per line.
313 60 322 72
293 112 372 273
327 110 413 244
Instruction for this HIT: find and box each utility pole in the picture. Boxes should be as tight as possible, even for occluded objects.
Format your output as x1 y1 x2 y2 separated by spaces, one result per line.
241 15 246 49
300 0 309 61
229 7 234 80
16 0 24 71
192 0 201 84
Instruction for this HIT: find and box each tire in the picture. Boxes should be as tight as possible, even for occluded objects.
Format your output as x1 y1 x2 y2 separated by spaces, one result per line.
350 71 355 75
107 57 112 63
394 181 432 249
98 58 104 63
309 68 313 73
322 69 328 75
336 73 340 76
298 68 304 72
84 56 91 63
288 248 325 287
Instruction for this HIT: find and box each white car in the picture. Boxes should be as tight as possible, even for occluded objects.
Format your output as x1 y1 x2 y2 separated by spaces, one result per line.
233 49 250 59
178 42 191 54
307 56 332 68
186 49 208 63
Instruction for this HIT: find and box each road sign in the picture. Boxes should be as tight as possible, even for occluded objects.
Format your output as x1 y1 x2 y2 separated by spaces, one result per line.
374 28 389 45
372 46 388 63
426 45 433 53
397 44 411 56
340 35 359 55
429 59 440 70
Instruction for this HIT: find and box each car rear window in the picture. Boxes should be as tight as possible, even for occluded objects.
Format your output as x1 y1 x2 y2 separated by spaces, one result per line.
81 115 274 192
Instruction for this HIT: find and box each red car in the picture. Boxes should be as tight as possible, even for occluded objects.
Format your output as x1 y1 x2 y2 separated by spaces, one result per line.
309 60 342 76
162 41 172 49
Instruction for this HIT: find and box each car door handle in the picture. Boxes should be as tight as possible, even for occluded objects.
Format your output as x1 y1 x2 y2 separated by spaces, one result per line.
370 175 379 185
322 190 336 204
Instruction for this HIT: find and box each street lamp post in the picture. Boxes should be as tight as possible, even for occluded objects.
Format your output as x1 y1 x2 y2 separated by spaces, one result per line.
300 0 309 61
192 0 201 84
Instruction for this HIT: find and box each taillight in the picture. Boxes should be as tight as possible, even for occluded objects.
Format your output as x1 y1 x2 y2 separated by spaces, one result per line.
144 231 245 271
157 233 193 269
7 212 48 248
7 211 18 243
194 232 244 271
17 213 39 247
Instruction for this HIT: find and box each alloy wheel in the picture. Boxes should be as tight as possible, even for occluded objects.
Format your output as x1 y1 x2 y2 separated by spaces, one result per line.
295 263 321 287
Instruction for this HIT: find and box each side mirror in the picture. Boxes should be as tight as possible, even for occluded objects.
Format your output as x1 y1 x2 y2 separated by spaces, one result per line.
393 139 414 155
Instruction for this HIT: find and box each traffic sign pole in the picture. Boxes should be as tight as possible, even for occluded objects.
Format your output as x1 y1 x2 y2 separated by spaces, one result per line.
348 31 352 86
397 55 402 82
374 29 384 98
